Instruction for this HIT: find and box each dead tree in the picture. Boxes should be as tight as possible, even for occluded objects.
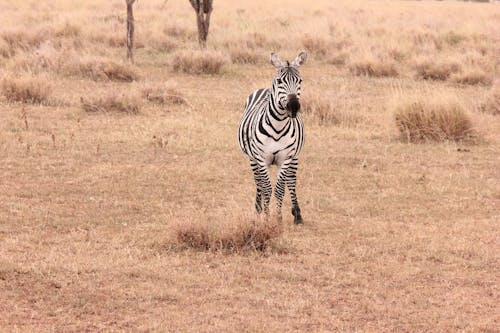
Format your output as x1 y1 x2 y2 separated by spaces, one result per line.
126 0 136 63
189 0 213 49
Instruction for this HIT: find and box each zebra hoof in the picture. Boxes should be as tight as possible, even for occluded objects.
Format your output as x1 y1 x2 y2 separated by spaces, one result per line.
291 206 302 224
294 216 303 225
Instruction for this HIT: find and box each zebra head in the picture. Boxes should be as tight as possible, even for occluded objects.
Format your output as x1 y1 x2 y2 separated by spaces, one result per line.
270 51 307 118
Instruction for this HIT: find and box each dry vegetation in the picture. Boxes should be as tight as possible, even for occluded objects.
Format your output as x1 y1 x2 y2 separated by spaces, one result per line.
393 91 475 142
0 0 499 332
173 217 284 252
171 50 227 74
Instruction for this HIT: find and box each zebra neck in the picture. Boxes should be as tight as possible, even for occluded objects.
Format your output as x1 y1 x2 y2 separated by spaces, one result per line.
264 99 290 134
267 94 288 122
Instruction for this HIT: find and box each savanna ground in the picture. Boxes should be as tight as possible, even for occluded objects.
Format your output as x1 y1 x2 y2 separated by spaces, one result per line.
0 0 499 331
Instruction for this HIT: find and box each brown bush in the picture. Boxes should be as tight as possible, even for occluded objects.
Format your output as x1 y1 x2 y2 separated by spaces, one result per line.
394 95 474 142
452 69 493 86
229 49 260 64
163 25 196 40
414 60 461 81
301 92 360 127
302 94 339 125
1 75 52 104
172 50 227 75
65 58 140 82
0 38 12 58
349 59 398 78
141 84 186 105
80 92 140 114
173 217 283 253
301 35 331 58
54 22 81 38
478 84 500 116
1 29 48 53
326 52 348 66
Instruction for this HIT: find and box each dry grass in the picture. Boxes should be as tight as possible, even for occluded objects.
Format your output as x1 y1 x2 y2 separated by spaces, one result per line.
414 60 461 81
478 83 500 116
301 35 331 58
80 91 140 114
173 217 283 253
0 0 498 332
65 57 140 82
229 49 260 65
171 50 227 74
452 68 493 86
141 84 187 105
349 58 399 78
0 75 52 104
394 92 475 142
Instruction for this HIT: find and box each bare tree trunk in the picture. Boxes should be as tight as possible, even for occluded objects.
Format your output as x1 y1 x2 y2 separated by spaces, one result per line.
189 0 213 49
126 0 136 63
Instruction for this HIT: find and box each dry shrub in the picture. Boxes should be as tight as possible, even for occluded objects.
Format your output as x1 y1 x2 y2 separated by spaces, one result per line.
414 60 461 81
0 38 12 58
141 84 186 105
173 217 283 253
229 49 260 64
172 50 227 75
151 39 177 52
478 84 500 116
439 31 468 47
326 52 348 66
163 25 196 40
54 22 81 38
394 93 475 142
302 95 338 125
349 59 398 78
80 92 140 114
244 32 271 49
65 58 140 82
452 69 493 86
1 29 48 53
301 92 360 127
301 35 331 58
107 35 125 48
1 75 52 104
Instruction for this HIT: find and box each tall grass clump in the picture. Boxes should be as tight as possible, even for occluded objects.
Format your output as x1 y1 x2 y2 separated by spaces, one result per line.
80 90 140 114
349 58 398 78
393 92 475 142
172 50 227 75
301 92 360 127
229 49 260 65
64 57 140 82
141 84 187 105
478 83 500 116
414 60 461 81
172 217 283 253
1 75 52 104
452 69 493 86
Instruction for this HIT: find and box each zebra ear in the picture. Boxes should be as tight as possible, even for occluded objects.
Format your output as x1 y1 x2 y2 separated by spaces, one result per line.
270 52 283 68
291 51 307 67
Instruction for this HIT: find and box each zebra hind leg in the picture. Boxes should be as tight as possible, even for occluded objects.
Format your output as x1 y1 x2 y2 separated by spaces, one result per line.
286 158 303 225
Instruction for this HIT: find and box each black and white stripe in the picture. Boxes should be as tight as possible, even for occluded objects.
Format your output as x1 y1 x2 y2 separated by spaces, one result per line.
238 51 307 224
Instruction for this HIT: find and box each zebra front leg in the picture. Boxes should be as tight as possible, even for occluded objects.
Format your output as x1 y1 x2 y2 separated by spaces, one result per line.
286 158 303 225
250 161 262 213
274 163 289 222
254 162 272 216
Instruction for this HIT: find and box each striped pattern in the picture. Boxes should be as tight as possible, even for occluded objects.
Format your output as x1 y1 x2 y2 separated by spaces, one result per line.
238 52 307 224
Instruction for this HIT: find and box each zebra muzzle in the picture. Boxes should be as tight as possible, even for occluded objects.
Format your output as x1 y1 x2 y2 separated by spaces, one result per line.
286 95 300 118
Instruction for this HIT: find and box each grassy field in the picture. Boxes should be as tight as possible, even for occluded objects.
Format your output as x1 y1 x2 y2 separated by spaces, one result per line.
0 0 499 331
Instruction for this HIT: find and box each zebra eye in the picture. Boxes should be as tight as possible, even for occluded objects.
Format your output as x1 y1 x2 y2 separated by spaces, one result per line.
276 78 283 84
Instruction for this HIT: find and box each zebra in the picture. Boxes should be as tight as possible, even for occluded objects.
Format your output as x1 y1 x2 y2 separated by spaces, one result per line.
238 51 307 225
